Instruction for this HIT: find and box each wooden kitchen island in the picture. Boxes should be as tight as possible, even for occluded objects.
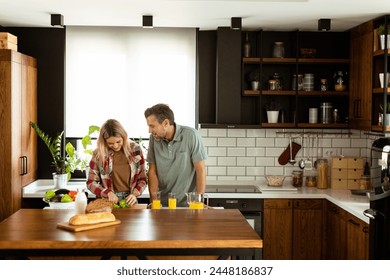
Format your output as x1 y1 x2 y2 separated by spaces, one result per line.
0 208 262 260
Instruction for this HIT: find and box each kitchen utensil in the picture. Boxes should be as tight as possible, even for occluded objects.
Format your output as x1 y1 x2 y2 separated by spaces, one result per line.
304 135 313 170
289 137 296 165
278 139 302 165
186 192 209 209
299 136 305 169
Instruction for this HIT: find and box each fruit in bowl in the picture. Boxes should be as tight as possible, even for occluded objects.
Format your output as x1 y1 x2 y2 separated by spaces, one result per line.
43 188 77 209
266 175 285 186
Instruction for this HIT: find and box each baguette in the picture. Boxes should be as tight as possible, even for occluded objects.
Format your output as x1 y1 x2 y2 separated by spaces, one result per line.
69 212 116 226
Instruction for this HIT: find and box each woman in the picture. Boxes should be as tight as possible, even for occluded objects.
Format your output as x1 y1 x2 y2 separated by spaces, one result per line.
87 119 147 206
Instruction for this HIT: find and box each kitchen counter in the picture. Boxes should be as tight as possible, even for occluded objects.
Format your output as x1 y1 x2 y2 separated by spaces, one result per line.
23 179 370 223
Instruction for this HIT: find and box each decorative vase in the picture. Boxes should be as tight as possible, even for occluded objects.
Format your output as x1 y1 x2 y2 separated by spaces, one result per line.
53 173 68 189
267 111 279 123
380 35 390 50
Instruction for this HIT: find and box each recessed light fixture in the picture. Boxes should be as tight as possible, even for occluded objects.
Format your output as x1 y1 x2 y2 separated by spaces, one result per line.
231 17 242 30
318 19 331 31
143 15 153 28
51 14 64 27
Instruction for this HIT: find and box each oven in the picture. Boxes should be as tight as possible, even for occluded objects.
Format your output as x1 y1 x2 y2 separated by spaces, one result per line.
207 185 263 259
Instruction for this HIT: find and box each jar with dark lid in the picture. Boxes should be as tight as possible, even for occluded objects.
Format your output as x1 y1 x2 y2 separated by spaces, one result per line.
292 170 303 187
359 175 370 190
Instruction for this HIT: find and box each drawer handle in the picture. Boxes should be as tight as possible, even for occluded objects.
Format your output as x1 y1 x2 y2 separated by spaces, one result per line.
348 218 360 226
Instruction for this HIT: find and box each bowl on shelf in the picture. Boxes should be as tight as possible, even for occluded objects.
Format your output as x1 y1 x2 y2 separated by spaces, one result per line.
265 175 285 187
300 48 317 58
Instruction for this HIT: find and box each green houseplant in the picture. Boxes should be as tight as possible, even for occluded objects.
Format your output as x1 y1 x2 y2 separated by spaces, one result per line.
378 24 390 50
30 122 83 186
81 125 100 170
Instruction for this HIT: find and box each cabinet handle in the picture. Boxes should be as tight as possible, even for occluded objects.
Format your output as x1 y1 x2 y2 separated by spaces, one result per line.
332 206 339 214
363 226 369 233
348 218 360 226
20 156 28 175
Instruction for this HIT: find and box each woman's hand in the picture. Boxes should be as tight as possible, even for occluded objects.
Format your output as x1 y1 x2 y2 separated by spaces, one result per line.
107 192 119 204
126 194 138 206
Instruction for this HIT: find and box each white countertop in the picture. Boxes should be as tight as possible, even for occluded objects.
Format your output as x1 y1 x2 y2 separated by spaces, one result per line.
23 179 370 223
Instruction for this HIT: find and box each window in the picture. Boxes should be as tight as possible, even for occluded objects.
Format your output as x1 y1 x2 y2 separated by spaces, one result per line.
65 26 197 139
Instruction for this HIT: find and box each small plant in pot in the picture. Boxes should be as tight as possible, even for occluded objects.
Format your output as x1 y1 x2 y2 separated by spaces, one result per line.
378 24 390 50
264 99 282 123
30 122 83 188
248 70 261 90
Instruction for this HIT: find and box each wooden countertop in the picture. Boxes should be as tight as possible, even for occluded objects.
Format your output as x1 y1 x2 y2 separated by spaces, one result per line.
0 208 262 259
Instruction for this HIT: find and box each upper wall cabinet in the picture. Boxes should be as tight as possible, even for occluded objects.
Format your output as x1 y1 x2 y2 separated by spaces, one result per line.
198 29 350 128
242 30 350 128
371 15 390 132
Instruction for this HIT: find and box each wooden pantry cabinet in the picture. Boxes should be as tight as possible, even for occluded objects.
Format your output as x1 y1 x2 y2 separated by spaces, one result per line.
0 49 37 221
263 199 324 260
325 201 368 260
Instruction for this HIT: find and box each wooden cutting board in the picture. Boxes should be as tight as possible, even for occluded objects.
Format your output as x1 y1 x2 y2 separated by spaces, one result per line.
57 220 121 232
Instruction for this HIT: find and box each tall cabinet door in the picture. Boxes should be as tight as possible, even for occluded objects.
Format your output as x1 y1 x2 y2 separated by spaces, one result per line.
349 21 373 130
20 55 38 186
0 50 37 222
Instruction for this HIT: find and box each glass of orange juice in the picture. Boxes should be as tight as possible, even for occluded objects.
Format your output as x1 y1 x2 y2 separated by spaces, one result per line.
168 192 176 209
189 201 204 209
152 191 161 209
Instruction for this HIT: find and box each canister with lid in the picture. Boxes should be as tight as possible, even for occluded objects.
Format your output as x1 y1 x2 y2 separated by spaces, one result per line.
292 170 303 187
316 158 329 189
320 102 333 124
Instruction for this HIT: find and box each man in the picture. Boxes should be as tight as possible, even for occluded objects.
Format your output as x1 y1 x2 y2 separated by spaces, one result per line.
144 103 207 207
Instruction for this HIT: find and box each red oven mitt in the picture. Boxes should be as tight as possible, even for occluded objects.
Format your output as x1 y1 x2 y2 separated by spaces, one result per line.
278 141 302 165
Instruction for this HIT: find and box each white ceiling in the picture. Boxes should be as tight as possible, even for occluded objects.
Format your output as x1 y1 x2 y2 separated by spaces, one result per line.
0 0 389 31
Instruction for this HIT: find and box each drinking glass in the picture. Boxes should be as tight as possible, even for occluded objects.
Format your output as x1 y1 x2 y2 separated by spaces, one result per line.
168 193 177 209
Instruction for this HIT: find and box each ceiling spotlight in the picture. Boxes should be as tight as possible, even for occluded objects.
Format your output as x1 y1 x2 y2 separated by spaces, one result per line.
231 17 242 30
318 19 331 31
51 14 64 27
143 15 153 28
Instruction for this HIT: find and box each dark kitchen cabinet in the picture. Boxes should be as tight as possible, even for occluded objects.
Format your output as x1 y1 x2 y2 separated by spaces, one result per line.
325 201 347 259
198 28 350 128
349 21 373 131
325 201 369 260
346 212 369 260
0 49 37 221
371 15 390 132
263 199 323 260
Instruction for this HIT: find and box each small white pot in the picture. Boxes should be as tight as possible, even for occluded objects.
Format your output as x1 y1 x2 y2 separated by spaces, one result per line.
267 111 279 123
251 81 260 90
53 173 68 189
379 73 390 88
380 35 390 50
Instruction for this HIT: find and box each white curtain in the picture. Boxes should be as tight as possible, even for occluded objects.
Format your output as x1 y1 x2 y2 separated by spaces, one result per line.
65 26 197 138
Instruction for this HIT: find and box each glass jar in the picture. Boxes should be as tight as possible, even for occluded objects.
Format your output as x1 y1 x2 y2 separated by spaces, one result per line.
273 73 283 90
359 175 370 190
292 74 303 91
316 158 329 189
320 79 328 91
272 42 285 58
269 79 277 91
292 170 303 187
305 176 317 187
334 70 347 91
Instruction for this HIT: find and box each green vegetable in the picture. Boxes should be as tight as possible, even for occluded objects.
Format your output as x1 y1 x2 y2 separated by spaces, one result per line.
118 199 129 208
45 190 56 200
60 194 73 203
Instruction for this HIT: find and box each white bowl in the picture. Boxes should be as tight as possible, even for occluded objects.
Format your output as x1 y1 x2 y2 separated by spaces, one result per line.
43 198 75 209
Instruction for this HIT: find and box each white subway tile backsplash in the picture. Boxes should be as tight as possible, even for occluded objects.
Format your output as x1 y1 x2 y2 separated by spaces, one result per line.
218 138 237 146
228 147 246 156
227 166 246 176
237 137 256 147
202 128 372 181
218 157 237 166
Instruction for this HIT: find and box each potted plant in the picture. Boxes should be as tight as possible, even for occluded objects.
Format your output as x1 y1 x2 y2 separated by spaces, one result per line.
248 69 261 90
264 99 282 123
30 122 83 188
379 103 390 126
377 24 390 50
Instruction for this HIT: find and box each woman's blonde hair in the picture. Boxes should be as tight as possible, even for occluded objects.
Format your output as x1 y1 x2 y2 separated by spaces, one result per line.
96 119 131 166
